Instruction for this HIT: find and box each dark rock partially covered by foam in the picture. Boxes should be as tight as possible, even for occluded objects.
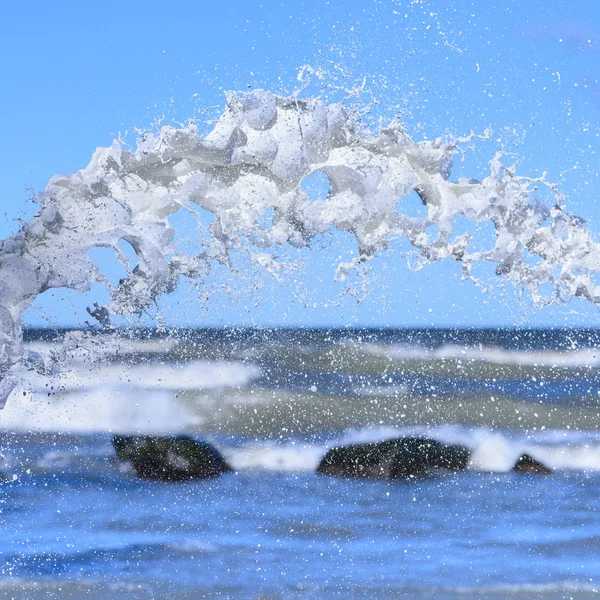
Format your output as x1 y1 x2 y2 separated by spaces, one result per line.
316 437 470 479
512 454 552 474
113 435 233 481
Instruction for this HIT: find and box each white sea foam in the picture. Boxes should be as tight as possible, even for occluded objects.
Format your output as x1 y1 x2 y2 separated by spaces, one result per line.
310 425 600 473
14 359 260 393
2 89 600 405
443 345 600 368
362 342 600 368
0 385 200 434
467 432 520 472
224 441 324 472
238 425 600 473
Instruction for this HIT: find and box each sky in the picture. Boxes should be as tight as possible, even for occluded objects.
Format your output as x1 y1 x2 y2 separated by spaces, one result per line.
2 0 600 329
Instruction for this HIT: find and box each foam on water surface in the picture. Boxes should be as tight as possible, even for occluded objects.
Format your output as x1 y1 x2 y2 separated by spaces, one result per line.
326 424 600 473
2 90 600 403
0 385 198 434
362 343 600 368
14 359 260 393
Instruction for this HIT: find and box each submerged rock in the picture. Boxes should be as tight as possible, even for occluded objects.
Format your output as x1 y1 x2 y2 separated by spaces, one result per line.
113 435 233 481
316 437 470 480
512 454 552 474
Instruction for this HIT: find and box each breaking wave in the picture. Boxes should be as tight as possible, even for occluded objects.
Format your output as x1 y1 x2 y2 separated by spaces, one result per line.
361 343 600 369
219 426 600 474
2 89 600 405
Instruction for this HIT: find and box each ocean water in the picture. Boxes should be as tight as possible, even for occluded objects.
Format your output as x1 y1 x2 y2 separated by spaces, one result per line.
4 88 600 404
1 327 600 599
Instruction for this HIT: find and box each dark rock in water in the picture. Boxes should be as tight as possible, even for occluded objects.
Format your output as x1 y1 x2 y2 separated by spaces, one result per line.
113 435 233 481
316 437 470 480
512 454 552 474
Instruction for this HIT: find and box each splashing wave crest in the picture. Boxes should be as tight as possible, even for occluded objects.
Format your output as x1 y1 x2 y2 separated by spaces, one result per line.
1 90 599 402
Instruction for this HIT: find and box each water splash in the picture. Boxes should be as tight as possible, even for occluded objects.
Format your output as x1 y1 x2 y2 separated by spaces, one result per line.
1 89 599 404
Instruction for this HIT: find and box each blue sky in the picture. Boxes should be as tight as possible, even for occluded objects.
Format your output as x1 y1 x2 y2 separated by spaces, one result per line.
2 0 600 328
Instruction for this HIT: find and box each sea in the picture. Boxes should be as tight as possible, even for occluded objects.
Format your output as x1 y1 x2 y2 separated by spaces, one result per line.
2 326 600 599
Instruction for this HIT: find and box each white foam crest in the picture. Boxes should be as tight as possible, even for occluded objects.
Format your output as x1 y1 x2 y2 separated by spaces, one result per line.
2 89 600 402
224 441 324 472
329 425 600 472
363 342 600 368
24 335 177 359
222 426 600 473
532 445 600 471
0 385 201 434
435 345 600 368
15 359 260 393
467 432 520 472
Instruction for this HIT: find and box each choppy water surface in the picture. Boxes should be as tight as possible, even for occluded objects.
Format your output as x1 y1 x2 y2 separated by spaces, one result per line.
2 327 600 598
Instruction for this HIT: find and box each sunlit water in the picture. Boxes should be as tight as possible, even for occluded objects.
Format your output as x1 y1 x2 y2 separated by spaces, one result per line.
1 327 600 598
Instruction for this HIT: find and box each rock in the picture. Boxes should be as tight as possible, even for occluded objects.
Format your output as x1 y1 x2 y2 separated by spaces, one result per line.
113 435 233 481
512 454 552 474
316 437 470 480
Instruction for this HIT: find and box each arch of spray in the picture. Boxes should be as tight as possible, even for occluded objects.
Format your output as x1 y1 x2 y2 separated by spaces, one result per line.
1 89 599 403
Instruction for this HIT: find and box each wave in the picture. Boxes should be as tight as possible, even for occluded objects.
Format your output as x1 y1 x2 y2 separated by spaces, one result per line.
362 342 600 369
0 386 199 434
24 334 178 361
14 359 260 393
222 425 600 473
255 342 600 386
3 376 600 437
2 89 600 405
2 417 600 473
224 441 325 472
342 425 600 473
